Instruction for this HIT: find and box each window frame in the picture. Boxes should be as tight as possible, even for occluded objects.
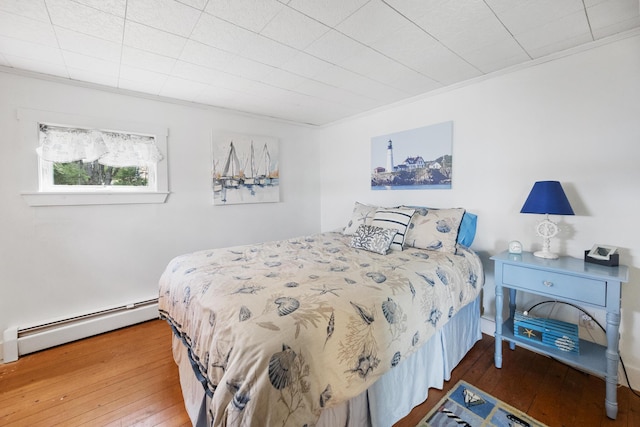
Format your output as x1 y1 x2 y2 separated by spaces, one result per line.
19 109 169 206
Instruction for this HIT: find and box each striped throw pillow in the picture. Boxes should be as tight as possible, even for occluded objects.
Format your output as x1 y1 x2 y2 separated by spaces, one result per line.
371 207 415 251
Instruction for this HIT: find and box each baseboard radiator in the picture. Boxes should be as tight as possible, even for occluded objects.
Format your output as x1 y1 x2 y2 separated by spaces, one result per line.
2 298 159 363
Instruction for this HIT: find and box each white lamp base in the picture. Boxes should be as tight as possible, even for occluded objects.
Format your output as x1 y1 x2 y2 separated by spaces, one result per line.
533 250 559 259
534 216 561 259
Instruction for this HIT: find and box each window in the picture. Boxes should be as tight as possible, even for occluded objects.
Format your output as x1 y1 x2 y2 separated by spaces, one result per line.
38 124 160 192
19 109 169 206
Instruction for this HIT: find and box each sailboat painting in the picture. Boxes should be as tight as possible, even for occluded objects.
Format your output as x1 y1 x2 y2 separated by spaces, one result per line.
212 132 280 205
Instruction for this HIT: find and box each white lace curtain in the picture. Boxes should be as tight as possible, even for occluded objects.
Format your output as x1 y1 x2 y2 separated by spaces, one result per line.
36 124 164 167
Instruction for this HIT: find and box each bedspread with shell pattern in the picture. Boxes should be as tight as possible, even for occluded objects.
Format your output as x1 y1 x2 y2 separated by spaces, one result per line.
158 231 483 427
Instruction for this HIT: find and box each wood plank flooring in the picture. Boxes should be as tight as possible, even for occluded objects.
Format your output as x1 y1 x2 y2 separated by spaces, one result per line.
1 319 638 426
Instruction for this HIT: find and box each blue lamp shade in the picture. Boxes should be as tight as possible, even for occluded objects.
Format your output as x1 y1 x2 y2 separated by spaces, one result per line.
520 181 574 215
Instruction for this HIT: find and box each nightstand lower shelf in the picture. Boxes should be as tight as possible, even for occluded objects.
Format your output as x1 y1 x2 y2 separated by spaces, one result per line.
501 318 607 377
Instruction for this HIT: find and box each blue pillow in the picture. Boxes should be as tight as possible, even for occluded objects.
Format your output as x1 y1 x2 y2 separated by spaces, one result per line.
458 212 477 247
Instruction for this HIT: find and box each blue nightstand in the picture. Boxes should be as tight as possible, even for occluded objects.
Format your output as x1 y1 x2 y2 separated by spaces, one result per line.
491 251 629 420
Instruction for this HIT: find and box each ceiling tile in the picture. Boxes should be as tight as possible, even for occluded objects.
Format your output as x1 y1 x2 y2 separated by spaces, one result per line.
124 21 188 58
223 55 276 80
239 33 298 67
122 46 177 74
292 82 379 110
55 27 122 62
176 0 208 10
191 12 256 54
160 76 210 101
0 10 58 47
592 16 640 38
62 51 120 76
371 23 440 69
459 38 531 73
3 53 69 78
119 64 169 87
259 68 310 90
318 65 408 102
172 60 253 89
287 0 369 27
260 6 329 50
587 0 640 38
414 0 498 39
126 0 202 37
118 77 164 95
487 0 585 35
408 43 483 84
336 1 408 45
304 30 367 64
67 66 119 86
381 0 450 21
435 17 516 56
0 35 65 65
193 85 247 106
515 11 592 57
179 40 238 71
45 0 124 43
0 0 50 22
280 52 333 79
70 0 127 16
204 0 284 32
339 47 441 93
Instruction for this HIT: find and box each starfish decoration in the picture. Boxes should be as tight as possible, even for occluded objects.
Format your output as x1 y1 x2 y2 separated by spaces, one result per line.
311 284 341 296
524 328 537 338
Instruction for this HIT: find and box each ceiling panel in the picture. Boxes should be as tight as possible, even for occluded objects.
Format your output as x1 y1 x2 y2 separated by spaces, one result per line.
204 0 284 33
122 46 176 74
287 0 370 27
0 0 51 22
55 28 123 62
0 10 58 47
0 0 637 126
123 20 188 58
126 0 201 37
46 0 125 42
260 7 329 50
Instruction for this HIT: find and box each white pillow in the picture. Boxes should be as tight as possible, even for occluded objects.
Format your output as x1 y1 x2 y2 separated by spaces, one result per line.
371 207 416 251
404 207 465 253
343 202 378 235
350 225 398 255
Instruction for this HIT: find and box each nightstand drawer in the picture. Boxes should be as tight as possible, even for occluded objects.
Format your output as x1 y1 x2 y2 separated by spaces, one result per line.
502 264 606 306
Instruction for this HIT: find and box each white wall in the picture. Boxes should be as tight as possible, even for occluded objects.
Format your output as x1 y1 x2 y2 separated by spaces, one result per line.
0 72 321 360
319 34 640 386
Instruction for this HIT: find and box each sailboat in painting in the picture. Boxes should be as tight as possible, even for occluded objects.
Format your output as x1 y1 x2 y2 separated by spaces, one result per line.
257 143 278 186
242 142 257 186
221 142 241 189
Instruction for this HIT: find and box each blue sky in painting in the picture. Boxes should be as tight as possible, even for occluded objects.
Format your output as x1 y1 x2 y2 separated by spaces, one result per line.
371 121 452 171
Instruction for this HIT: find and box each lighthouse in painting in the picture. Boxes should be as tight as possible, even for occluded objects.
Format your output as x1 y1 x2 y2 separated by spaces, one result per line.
386 139 394 172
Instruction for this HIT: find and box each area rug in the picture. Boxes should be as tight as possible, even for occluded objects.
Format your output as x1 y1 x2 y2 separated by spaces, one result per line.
417 380 548 427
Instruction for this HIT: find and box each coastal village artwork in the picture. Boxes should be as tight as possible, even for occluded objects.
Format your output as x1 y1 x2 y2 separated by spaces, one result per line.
371 121 453 190
212 132 280 205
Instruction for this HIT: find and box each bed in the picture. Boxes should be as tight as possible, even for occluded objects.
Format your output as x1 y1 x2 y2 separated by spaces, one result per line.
159 204 484 427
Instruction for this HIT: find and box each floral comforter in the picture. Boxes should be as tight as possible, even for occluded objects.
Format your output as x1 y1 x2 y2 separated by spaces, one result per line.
158 232 483 427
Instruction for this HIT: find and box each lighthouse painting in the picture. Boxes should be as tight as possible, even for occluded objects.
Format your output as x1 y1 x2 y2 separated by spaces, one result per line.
212 131 280 205
371 121 453 190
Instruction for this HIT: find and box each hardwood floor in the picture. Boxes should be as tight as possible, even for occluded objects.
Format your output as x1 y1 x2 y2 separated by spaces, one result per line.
1 319 638 426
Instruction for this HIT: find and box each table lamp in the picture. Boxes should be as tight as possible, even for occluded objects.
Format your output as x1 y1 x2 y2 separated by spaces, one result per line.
520 181 574 259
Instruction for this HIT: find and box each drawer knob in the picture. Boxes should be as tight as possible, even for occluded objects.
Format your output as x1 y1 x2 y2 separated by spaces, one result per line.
543 280 554 287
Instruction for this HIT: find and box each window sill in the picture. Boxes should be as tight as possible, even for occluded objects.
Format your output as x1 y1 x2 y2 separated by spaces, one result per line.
21 191 170 206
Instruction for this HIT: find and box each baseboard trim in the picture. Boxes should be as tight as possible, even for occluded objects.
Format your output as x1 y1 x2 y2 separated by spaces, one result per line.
2 300 159 363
